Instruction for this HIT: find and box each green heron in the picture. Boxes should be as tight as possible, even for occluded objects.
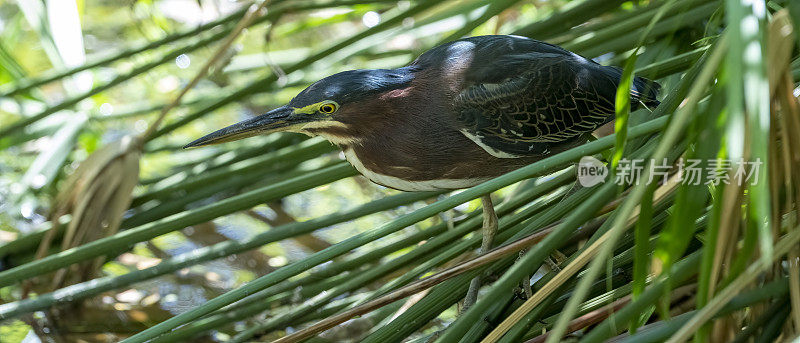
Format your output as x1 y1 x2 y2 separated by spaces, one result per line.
186 35 660 309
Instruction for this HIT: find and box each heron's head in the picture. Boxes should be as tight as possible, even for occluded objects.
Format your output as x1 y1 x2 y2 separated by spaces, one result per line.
184 67 417 148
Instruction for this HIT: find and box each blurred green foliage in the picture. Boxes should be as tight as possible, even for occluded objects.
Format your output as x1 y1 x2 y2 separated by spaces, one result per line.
0 0 799 342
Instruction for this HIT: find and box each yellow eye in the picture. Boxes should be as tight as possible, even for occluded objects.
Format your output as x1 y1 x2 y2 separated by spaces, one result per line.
319 102 338 114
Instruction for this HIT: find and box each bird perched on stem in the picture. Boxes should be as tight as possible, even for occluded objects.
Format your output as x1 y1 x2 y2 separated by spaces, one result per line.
186 35 660 310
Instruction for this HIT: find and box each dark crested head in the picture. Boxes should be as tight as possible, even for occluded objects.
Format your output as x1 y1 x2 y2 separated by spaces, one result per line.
184 67 417 148
290 67 417 106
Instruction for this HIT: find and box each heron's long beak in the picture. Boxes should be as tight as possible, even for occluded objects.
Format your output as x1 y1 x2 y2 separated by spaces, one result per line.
184 105 298 148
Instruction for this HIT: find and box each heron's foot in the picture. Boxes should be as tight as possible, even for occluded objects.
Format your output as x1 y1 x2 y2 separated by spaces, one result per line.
461 194 498 314
544 256 562 272
512 250 566 300
511 249 534 300
521 273 533 299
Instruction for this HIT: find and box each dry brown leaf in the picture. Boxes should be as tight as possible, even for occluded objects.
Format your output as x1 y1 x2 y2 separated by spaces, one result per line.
36 135 141 290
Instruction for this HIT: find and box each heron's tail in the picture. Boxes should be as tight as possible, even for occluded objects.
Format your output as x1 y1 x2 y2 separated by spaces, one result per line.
631 76 661 108
600 65 661 109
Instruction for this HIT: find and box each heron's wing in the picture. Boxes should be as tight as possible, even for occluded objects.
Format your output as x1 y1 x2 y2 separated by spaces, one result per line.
453 53 655 158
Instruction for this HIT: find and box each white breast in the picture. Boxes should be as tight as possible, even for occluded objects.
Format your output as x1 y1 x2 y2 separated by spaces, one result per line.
459 129 522 159
342 149 485 192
